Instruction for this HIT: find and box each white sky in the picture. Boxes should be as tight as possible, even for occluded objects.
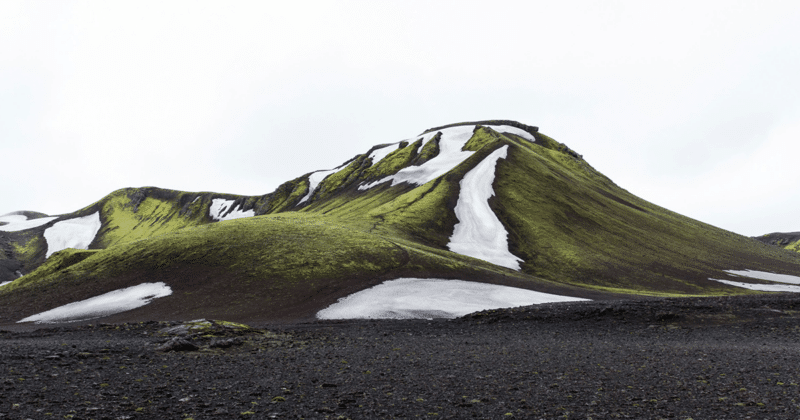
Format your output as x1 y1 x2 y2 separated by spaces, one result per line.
2 0 800 237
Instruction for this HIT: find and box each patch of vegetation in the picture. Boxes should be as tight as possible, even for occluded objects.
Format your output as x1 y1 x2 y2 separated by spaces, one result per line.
11 234 45 265
362 140 421 179
95 188 209 248
462 126 501 151
414 132 441 164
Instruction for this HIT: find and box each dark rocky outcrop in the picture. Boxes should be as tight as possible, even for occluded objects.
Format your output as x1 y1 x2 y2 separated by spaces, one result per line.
755 231 800 248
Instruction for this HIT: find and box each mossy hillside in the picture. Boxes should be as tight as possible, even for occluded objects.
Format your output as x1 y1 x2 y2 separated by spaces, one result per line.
306 157 366 201
0 248 99 293
490 135 800 295
0 213 406 321
415 132 441 164
95 188 210 248
300 137 440 206
255 177 309 214
10 233 47 272
462 126 502 151
302 129 511 249
361 140 421 179
7 119 800 320
0 210 597 323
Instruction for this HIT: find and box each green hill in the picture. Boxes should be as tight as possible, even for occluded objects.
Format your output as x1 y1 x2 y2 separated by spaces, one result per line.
2 120 799 324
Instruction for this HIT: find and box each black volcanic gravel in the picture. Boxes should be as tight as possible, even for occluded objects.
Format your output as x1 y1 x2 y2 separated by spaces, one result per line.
3 295 800 419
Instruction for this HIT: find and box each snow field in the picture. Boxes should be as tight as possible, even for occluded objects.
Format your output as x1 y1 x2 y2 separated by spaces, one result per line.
209 199 255 221
0 213 57 232
18 282 173 324
447 145 523 270
43 212 102 258
316 278 589 320
710 269 800 292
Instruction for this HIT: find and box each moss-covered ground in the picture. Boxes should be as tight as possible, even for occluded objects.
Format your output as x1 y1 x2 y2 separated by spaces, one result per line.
0 211 587 324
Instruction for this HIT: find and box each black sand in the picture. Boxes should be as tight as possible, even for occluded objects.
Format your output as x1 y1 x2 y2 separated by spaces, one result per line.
3 294 800 419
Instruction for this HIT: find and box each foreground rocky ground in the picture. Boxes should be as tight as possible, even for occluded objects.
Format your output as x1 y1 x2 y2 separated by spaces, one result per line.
2 294 800 419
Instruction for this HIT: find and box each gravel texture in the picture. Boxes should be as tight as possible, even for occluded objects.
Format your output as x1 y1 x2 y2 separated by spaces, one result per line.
2 294 800 419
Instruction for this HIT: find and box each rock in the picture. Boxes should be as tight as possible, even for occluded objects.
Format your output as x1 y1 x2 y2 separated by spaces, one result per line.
156 337 198 352
209 337 243 349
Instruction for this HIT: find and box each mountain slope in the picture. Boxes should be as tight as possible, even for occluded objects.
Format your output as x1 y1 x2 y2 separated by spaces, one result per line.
3 120 800 324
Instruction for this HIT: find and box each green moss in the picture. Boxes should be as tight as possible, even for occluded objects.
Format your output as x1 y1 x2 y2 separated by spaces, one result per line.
488 135 797 295
12 235 44 262
264 178 309 213
785 240 800 252
97 191 202 248
362 140 421 179
415 132 441 163
314 158 364 196
462 126 501 151
8 213 406 290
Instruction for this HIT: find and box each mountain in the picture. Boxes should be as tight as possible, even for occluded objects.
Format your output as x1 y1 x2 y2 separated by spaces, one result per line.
3 120 800 325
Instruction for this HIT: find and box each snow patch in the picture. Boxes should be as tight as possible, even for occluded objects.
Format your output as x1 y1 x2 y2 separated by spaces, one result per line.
0 214 57 232
723 269 800 285
18 282 172 324
709 279 800 293
359 125 474 190
490 125 537 142
298 163 349 205
710 269 800 292
447 145 522 270
209 199 254 221
0 281 12 287
366 143 401 166
316 278 589 320
358 125 535 191
44 212 102 258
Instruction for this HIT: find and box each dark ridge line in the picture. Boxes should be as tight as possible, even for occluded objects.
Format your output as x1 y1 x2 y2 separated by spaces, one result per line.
421 120 539 136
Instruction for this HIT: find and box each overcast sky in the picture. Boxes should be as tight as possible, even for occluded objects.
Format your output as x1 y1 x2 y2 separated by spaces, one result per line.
2 1 800 237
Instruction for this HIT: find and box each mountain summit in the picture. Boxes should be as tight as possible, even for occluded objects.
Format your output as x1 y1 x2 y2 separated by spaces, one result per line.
2 120 800 324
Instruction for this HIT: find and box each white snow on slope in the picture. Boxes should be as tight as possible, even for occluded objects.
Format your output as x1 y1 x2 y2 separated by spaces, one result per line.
493 125 537 142
724 269 800 284
359 125 474 190
209 198 255 221
18 282 172 324
367 143 400 165
358 125 535 191
44 212 102 258
0 281 12 287
448 145 523 270
709 279 800 293
317 278 588 320
298 163 350 205
0 214 57 232
710 269 800 292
